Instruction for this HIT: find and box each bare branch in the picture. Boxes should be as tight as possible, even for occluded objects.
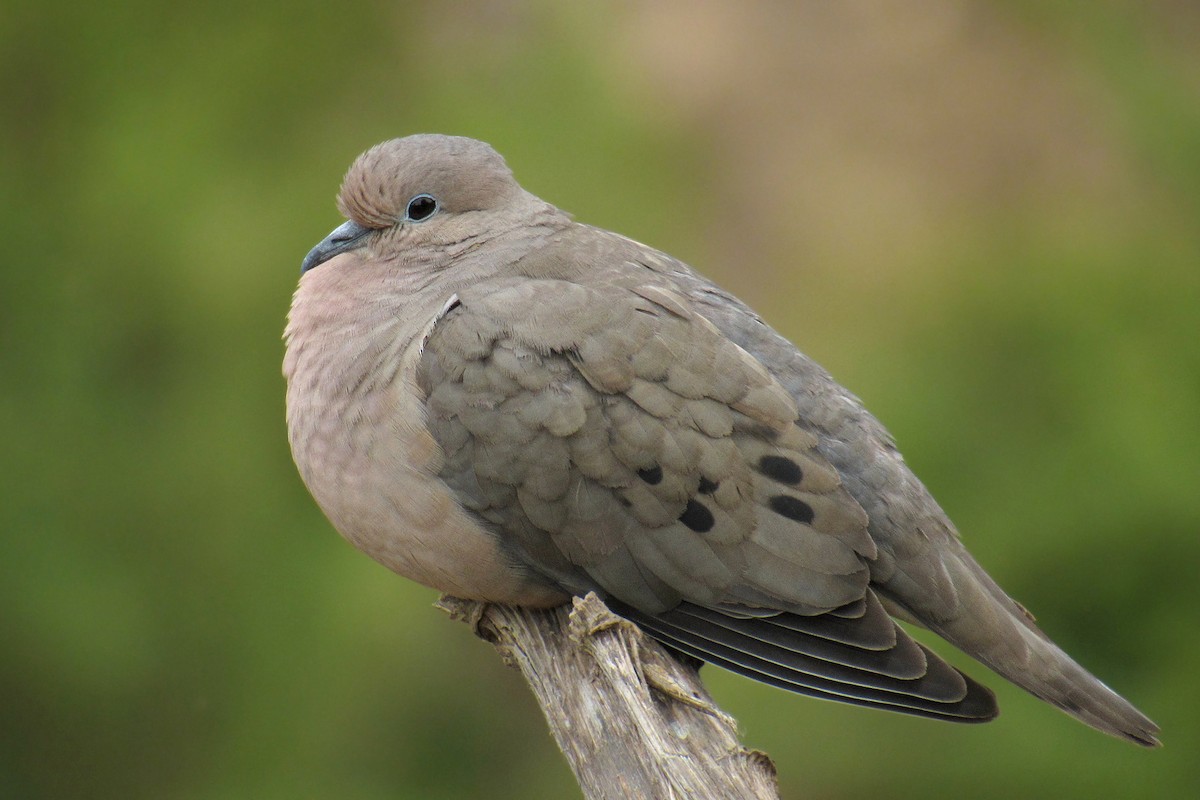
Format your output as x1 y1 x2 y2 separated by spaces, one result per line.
438 593 781 800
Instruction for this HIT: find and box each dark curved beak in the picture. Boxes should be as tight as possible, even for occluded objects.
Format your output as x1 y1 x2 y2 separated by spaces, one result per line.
300 220 372 274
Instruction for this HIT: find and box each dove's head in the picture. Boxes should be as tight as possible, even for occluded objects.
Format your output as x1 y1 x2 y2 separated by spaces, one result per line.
301 135 547 274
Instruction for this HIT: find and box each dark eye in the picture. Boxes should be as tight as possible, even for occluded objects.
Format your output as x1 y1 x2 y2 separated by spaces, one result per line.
405 194 439 222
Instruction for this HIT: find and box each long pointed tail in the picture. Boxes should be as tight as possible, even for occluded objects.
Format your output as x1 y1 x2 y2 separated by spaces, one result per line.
883 547 1160 747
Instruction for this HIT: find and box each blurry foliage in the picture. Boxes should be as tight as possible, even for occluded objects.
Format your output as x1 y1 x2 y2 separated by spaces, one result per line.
1 2 1197 798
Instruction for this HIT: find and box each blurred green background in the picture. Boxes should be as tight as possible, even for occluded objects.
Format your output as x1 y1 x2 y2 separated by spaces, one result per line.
2 2 1198 798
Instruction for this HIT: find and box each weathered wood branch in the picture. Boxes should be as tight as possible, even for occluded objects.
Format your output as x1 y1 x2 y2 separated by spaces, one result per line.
437 592 781 800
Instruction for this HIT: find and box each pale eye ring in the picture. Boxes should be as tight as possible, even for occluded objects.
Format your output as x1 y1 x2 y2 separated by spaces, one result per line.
405 194 439 222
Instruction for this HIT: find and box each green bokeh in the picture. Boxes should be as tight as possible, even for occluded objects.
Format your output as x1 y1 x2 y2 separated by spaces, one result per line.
2 3 1197 798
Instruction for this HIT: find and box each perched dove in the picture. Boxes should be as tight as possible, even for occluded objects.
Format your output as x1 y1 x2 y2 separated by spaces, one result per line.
285 134 1159 746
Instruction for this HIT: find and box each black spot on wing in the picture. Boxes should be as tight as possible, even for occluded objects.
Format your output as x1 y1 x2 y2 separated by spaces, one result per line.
697 476 719 495
637 465 664 485
679 499 715 533
768 494 814 525
757 455 803 485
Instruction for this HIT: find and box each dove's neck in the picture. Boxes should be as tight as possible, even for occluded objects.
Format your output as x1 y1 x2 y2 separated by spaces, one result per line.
283 201 573 463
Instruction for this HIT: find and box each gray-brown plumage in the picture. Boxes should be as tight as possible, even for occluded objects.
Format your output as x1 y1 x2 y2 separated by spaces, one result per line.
285 134 1159 744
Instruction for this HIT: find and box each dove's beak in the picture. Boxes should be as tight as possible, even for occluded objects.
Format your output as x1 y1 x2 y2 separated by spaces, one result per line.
301 220 372 274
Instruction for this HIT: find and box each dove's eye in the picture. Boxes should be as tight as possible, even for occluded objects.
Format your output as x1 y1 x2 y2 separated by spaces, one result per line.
405 194 439 222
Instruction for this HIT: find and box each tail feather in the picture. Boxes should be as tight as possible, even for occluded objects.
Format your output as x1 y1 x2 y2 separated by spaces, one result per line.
883 549 1161 747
